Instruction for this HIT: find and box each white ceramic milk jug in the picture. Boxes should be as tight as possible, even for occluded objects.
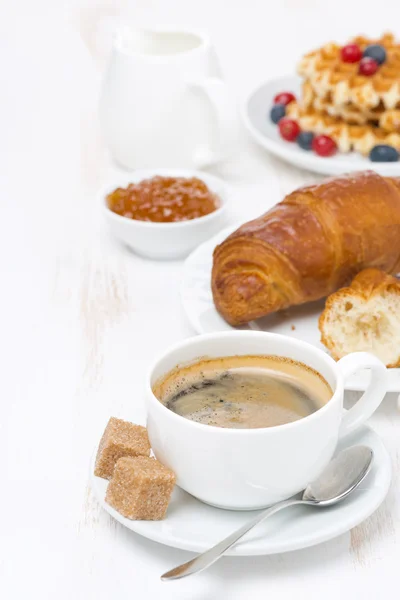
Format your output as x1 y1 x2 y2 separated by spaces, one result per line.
99 26 237 170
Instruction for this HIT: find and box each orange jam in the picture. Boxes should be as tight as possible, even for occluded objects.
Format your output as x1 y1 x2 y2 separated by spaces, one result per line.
106 176 220 223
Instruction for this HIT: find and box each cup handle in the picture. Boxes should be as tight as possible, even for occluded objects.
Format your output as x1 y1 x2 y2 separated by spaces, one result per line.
187 77 237 168
338 352 387 438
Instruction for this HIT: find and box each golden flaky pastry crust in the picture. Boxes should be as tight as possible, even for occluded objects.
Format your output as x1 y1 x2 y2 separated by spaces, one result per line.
211 171 400 326
319 269 400 367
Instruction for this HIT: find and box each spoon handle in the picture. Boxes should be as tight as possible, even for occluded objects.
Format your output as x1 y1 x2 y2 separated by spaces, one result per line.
161 498 302 581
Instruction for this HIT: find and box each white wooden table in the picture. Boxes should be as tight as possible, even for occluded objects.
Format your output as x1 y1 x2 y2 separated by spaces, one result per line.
1 1 399 598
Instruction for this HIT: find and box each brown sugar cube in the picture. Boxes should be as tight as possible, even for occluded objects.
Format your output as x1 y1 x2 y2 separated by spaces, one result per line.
105 456 176 520
94 417 150 479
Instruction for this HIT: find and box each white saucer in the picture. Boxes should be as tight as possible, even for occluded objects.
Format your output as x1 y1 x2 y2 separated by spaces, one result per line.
242 75 400 177
91 425 390 555
180 225 400 392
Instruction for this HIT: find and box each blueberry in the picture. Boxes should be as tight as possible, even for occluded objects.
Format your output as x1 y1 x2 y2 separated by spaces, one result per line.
270 103 286 124
369 144 399 162
297 131 314 150
363 44 387 65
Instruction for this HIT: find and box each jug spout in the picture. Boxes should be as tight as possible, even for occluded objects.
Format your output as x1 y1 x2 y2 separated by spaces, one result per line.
115 26 208 58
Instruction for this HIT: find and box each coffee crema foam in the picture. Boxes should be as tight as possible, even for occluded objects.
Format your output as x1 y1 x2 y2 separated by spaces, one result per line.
152 355 333 429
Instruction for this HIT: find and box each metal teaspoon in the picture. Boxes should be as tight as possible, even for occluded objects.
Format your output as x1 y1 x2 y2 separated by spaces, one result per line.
161 445 373 581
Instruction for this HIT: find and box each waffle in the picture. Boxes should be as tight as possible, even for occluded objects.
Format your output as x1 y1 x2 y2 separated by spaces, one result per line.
380 109 400 133
302 81 380 123
298 33 400 111
286 101 400 155
302 81 400 131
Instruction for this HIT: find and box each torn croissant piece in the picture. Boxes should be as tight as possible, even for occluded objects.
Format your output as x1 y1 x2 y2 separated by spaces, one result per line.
319 268 400 367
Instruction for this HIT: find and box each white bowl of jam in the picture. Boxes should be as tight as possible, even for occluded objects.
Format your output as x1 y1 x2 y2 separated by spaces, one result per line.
102 168 230 259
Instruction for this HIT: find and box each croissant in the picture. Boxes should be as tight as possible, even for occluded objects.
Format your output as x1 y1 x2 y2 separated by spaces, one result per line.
319 268 400 367
212 171 400 325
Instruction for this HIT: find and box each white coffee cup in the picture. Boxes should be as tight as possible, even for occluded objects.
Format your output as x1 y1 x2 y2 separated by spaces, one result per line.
146 331 387 510
99 26 237 170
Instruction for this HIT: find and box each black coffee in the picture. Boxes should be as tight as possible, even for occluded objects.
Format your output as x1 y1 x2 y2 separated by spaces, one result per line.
153 355 332 429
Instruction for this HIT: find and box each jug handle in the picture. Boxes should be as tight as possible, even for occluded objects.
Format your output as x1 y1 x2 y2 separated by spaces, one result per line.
187 77 237 168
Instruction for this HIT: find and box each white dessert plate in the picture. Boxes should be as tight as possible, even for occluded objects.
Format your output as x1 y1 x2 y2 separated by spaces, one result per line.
180 225 400 392
242 75 400 177
91 425 390 555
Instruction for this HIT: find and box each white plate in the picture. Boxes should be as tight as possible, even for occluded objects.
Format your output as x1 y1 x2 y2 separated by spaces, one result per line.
242 75 400 177
180 225 400 392
91 425 390 555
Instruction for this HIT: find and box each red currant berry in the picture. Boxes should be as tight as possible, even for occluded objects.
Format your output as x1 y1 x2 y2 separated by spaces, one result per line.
278 118 301 141
359 57 379 76
273 91 296 106
312 135 337 157
340 43 362 63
